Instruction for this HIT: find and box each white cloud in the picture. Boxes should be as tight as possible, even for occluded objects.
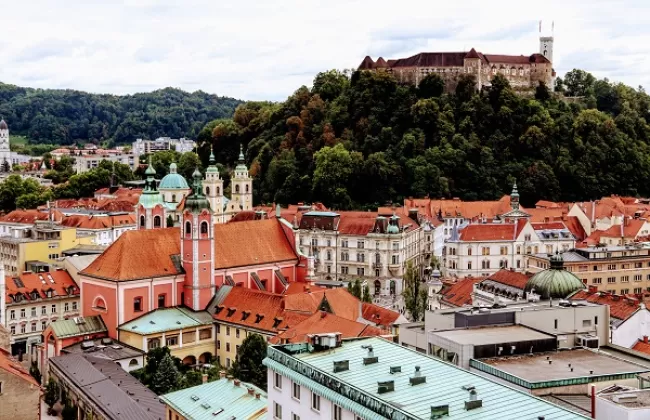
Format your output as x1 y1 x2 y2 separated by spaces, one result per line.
0 0 648 100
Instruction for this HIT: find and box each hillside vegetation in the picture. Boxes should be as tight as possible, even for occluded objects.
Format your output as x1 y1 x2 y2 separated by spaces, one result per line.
197 69 650 209
0 83 242 145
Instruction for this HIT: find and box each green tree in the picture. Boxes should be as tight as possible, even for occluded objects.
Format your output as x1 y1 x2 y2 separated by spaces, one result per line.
178 152 202 180
312 144 353 209
151 353 181 395
44 378 59 413
231 333 267 389
362 285 372 303
62 404 77 420
564 69 596 97
349 279 362 299
417 74 445 99
166 214 175 227
402 261 427 321
179 370 203 389
29 362 42 384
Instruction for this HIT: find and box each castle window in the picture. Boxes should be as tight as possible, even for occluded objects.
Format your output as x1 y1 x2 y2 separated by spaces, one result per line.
153 215 161 228
172 194 176 203
245 184 249 193
519 68 524 76
201 221 208 235
158 294 166 308
206 187 210 196
185 221 192 235
140 215 145 228
235 185 240 193
133 297 143 312
217 187 220 195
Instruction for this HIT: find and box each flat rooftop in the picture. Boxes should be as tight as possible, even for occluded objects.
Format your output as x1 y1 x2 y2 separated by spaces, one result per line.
432 325 554 345
476 349 649 386
267 337 586 419
599 388 650 408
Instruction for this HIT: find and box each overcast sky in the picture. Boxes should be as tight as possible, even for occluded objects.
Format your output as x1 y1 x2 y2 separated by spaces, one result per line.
0 0 646 101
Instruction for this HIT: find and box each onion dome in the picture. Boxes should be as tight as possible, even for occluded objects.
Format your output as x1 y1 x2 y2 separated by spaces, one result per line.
159 162 189 189
206 146 219 174
235 144 248 171
185 167 211 213
138 156 164 209
524 253 585 299
0 120 7 130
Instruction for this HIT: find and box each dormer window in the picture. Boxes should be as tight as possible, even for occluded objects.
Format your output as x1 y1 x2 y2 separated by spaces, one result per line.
272 317 283 329
226 308 236 317
215 305 224 315
255 314 264 324
241 311 250 321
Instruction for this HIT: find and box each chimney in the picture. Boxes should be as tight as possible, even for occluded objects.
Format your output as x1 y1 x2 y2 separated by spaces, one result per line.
275 204 281 219
227 375 233 382
247 387 254 396
465 389 482 411
362 345 378 365
202 373 208 384
409 366 426 386
220 371 226 379
255 392 261 399
234 379 241 387
644 336 649 344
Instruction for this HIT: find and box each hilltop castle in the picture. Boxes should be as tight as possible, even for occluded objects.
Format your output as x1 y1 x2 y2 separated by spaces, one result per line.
359 34 556 92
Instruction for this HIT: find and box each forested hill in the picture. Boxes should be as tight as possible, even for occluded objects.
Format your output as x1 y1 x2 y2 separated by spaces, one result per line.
0 82 242 145
197 69 650 209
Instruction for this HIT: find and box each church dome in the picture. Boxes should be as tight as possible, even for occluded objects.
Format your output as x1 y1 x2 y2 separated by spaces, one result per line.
185 168 211 213
159 163 189 190
524 253 585 300
0 120 7 130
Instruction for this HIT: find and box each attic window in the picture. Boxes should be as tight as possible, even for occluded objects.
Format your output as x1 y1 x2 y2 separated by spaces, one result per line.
215 305 224 315
272 317 283 328
241 311 250 321
226 308 236 317
255 314 264 324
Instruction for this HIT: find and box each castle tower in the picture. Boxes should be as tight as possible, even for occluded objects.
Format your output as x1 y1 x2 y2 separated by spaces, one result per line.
203 147 225 223
230 144 252 214
181 168 215 310
510 181 520 211
0 120 11 171
136 157 167 229
539 35 554 64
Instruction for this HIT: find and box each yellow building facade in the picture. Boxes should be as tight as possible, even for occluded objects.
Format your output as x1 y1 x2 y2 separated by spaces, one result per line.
215 322 273 369
118 307 215 365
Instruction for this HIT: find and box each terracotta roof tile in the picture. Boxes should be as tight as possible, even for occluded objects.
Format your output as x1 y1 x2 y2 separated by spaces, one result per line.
81 219 298 281
5 269 78 303
570 291 642 320
600 219 647 239
60 214 135 230
458 224 516 241
564 216 587 241
407 196 517 221
361 302 403 327
633 339 650 355
484 269 530 290
0 347 40 387
269 311 385 344
1 209 53 224
441 277 484 307
531 222 566 230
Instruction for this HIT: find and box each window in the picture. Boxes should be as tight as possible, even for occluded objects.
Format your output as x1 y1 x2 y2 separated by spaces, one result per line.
41 306 46 315
236 345 240 353
51 305 56 313
635 287 643 294
199 328 212 340
311 392 320 411
607 277 616 284
10 326 15 334
185 221 192 235
327 239 331 247
226 358 231 368
482 247 490 256
621 288 629 295
133 297 143 312
226 326 230 336
236 328 240 338
30 307 36 317
341 266 349 275
158 294 166 308
72 302 77 311
467 247 472 256
582 319 592 327
357 267 365 276
217 340 221 349
9 310 14 320
326 250 331 260
621 275 630 283
274 372 282 389
635 275 642 282
481 260 490 269
333 405 342 420
292 382 300 400
500 246 507 255
608 264 617 270
467 262 472 270
356 253 365 263
292 415 300 420
20 325 26 334
392 242 399 251
226 343 230 352
274 402 282 420
391 255 399 265
201 221 208 234
20 309 25 318
64 303 69 312
140 215 145 228
592 277 602 284
153 216 161 228
41 321 46 330
166 335 179 346
358 241 365 249
342 240 348 248
172 194 177 203
554 319 558 329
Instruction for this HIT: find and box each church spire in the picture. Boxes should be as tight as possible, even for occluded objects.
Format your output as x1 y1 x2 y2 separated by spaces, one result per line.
238 144 245 163
510 180 520 210
144 156 157 192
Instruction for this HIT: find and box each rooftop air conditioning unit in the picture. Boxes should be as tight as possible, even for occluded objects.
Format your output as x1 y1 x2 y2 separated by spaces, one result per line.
576 334 599 349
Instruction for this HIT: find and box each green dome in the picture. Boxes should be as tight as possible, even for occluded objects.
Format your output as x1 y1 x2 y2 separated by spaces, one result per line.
524 253 585 299
185 167 211 213
387 224 400 234
159 163 189 189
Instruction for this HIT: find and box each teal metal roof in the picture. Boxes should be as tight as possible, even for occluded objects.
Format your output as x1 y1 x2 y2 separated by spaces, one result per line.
160 378 267 420
264 337 587 420
118 307 212 335
159 173 189 190
524 254 586 299
303 211 340 217
50 315 107 338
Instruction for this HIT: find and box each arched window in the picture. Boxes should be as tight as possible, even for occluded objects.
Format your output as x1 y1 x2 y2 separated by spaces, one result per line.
153 216 161 228
129 359 139 367
206 187 210 196
93 296 107 310
185 221 192 235
235 185 240 193
200 221 208 235
374 280 381 296
245 184 249 193
140 215 145 228
171 194 176 203
217 187 220 195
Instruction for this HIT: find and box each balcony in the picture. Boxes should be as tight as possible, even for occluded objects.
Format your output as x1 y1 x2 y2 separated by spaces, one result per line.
372 262 383 269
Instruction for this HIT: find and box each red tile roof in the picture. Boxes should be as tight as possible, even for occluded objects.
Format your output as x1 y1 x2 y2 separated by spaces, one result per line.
1 209 58 224
361 302 403 327
570 291 643 320
81 219 298 281
441 277 484 307
60 214 136 230
564 216 587 241
458 224 516 241
531 222 566 230
484 269 530 290
269 311 385 344
5 269 78 303
0 347 40 387
600 219 647 239
633 339 650 355
404 196 516 220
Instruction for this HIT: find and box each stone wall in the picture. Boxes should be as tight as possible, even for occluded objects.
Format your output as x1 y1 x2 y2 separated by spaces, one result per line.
0 369 41 420
0 324 10 351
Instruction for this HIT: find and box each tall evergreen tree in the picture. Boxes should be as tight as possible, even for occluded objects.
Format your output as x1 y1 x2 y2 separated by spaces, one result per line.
151 353 180 395
231 333 268 389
